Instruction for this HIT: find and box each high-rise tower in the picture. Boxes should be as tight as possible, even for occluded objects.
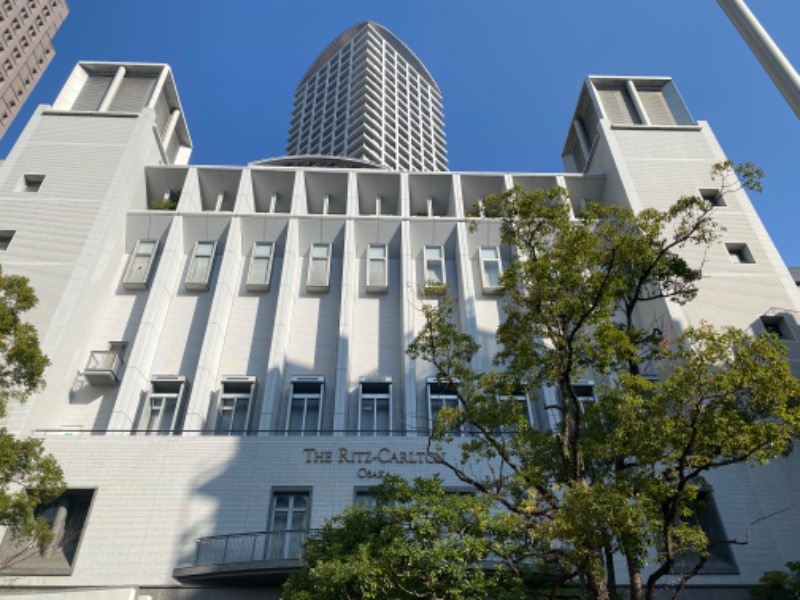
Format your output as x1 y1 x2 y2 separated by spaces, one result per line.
0 0 68 140
286 21 447 172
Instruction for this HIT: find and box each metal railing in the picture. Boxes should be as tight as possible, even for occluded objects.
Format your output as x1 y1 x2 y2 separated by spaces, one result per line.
193 530 317 566
83 351 123 383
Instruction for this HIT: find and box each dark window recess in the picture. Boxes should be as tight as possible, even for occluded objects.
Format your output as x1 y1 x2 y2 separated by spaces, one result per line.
0 489 95 575
0 230 13 251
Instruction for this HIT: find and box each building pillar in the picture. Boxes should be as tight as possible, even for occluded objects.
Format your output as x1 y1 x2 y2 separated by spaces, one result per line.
43 496 70 558
97 66 126 112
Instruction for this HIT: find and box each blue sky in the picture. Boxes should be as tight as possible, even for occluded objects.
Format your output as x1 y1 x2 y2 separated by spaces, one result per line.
3 1 799 265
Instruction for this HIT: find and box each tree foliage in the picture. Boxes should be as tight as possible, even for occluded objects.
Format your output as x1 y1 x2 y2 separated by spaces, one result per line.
403 165 800 600
0 266 64 563
749 561 800 600
283 476 528 600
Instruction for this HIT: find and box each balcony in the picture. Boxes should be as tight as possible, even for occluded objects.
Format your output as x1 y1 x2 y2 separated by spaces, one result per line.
83 351 123 386
173 529 315 584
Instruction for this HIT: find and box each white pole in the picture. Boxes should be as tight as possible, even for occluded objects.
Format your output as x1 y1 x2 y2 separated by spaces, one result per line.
717 0 800 119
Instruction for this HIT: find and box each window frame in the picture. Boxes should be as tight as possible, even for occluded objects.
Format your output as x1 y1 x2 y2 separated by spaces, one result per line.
185 240 217 291
366 243 388 293
123 238 159 290
423 245 446 289
725 242 755 265
358 378 392 436
246 241 274 292
17 173 44 193
479 245 503 294
215 376 256 435
307 243 332 293
427 377 462 436
266 491 311 560
286 376 324 436
139 376 187 435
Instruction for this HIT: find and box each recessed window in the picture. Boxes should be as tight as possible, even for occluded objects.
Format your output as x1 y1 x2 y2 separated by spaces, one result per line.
17 173 44 192
185 241 216 291
138 376 187 435
216 376 256 436
267 492 310 560
0 489 95 576
359 378 391 436
287 376 324 436
246 242 274 292
760 315 793 341
427 378 461 436
573 382 596 412
700 189 725 207
366 244 388 293
123 239 158 290
0 230 14 251
479 246 503 294
726 243 755 264
423 245 445 286
307 243 331 293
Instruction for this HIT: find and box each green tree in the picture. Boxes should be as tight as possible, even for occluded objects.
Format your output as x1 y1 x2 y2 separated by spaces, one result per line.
404 165 800 600
0 265 64 565
749 561 800 599
283 476 528 600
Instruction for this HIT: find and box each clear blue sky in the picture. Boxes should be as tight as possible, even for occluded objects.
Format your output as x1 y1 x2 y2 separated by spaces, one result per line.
3 1 799 265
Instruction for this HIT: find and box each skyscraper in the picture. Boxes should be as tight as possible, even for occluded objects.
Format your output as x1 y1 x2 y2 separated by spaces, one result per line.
286 21 447 172
0 0 68 140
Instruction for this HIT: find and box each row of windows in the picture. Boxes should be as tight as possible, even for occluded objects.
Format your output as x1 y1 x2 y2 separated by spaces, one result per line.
123 240 505 295
135 375 542 437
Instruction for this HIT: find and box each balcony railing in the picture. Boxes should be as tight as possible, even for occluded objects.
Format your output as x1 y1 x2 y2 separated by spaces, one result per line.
83 351 123 386
194 529 315 566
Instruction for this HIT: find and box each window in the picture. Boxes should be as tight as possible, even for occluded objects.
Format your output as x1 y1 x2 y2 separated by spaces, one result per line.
17 173 44 192
366 244 388 292
725 243 755 264
479 246 503 294
216 376 255 435
266 492 310 560
573 382 596 412
423 245 445 286
760 315 793 341
672 490 739 575
0 489 95 575
427 378 462 436
307 243 331 292
0 230 14 251
123 239 158 290
246 242 274 292
700 189 725 207
287 376 323 436
138 376 187 435
185 241 216 291
359 378 391 436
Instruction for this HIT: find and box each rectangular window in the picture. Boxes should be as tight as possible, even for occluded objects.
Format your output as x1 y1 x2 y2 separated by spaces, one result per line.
354 489 378 509
246 242 274 292
266 492 310 560
307 243 332 292
725 243 754 264
479 246 503 294
0 230 13 251
424 245 445 286
185 241 216 291
216 376 256 435
123 239 158 290
139 376 187 435
17 173 44 192
287 376 324 436
572 382 596 412
366 244 388 292
427 378 461 436
760 315 793 341
359 378 391 436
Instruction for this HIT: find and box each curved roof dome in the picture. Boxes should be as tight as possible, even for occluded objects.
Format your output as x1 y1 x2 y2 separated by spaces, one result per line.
298 21 440 94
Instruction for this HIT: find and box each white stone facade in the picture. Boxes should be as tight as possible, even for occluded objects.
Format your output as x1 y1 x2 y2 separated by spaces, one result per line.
0 59 798 599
